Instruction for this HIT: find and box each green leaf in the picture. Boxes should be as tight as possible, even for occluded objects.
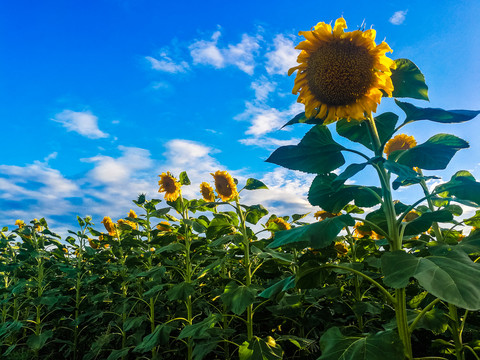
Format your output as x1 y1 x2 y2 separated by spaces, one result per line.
319 327 404 360
435 171 480 206
268 214 354 249
167 282 195 301
336 112 399 150
382 250 480 310
333 163 368 186
26 330 53 351
142 284 168 299
133 324 173 352
403 210 454 236
390 58 429 100
107 348 130 360
178 314 222 339
309 173 382 213
245 204 269 225
179 171 191 185
259 276 295 299
221 282 257 315
281 112 323 128
157 243 185 254
206 217 235 239
239 337 283 360
396 134 469 170
266 125 345 174
244 178 268 190
396 100 480 124
123 316 146 332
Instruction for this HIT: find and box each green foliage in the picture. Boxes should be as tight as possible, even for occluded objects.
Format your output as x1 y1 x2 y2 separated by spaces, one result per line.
390 58 429 100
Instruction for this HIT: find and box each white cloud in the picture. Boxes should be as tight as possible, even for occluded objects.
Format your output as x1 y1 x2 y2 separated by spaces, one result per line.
146 53 190 73
52 110 109 139
265 34 299 75
389 10 408 25
251 76 276 102
189 30 261 74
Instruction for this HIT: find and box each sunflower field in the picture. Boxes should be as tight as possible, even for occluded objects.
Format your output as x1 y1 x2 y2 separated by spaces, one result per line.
2 17 480 360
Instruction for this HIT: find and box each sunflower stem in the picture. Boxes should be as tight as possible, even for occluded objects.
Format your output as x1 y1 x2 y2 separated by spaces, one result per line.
366 115 413 359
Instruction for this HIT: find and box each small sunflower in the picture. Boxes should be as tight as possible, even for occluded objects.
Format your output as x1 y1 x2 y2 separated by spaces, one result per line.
117 219 137 230
200 182 216 202
156 221 170 232
88 238 99 249
334 241 348 256
384 134 417 158
15 219 25 228
211 170 238 202
267 217 292 232
101 216 116 236
314 210 340 221
403 210 420 222
353 222 382 240
289 18 395 124
158 172 181 202
128 209 137 218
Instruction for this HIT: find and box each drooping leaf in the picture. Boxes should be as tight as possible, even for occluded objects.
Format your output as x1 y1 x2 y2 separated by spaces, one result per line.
403 210 454 236
395 134 469 170
178 314 222 339
167 282 195 301
319 327 404 360
244 204 269 225
390 58 429 100
259 276 296 299
267 214 354 249
221 282 257 315
266 125 345 174
382 250 480 310
435 171 480 206
239 336 283 360
244 178 268 190
26 330 53 351
133 324 173 353
396 100 480 124
106 348 130 360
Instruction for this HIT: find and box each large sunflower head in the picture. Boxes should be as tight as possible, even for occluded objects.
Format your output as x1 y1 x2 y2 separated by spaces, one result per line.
158 172 181 202
211 170 238 202
314 210 340 221
200 182 216 202
384 134 417 159
289 18 395 124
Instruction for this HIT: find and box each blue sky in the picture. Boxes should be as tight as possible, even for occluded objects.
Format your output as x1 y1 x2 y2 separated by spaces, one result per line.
1 0 479 235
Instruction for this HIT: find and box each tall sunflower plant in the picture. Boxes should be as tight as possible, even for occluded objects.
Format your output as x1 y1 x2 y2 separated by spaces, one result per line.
266 18 480 360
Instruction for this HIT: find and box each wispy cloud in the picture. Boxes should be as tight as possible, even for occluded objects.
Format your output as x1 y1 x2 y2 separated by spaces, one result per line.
389 10 408 25
146 52 190 73
52 110 109 139
189 30 261 74
265 34 299 75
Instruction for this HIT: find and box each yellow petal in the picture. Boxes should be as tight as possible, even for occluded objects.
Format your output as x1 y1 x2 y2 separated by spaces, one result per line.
288 65 301 76
314 22 332 34
333 18 347 36
363 29 376 41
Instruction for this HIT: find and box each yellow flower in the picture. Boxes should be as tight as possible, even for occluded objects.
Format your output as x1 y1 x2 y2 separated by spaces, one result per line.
158 172 181 202
353 222 382 240
15 219 25 228
334 241 348 256
314 210 340 221
403 210 420 222
267 217 292 231
117 219 137 230
384 134 417 159
88 238 99 249
101 216 116 236
32 218 43 232
289 18 395 124
128 209 137 218
200 182 216 202
156 221 170 232
211 170 238 202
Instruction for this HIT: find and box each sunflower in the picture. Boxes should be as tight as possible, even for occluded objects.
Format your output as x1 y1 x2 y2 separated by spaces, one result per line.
314 210 340 221
158 172 181 202
156 221 170 232
200 182 216 202
353 222 382 240
88 238 99 249
384 134 417 158
267 217 292 231
211 170 238 202
289 18 395 124
15 219 25 228
334 241 348 256
128 209 137 218
101 216 116 236
403 210 420 222
117 219 137 230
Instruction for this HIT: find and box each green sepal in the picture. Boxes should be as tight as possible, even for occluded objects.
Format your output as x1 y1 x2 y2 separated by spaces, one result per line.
390 58 429 100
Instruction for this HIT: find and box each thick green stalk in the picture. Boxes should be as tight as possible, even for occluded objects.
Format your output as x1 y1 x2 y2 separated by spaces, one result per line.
366 116 412 359
235 197 254 341
449 303 465 360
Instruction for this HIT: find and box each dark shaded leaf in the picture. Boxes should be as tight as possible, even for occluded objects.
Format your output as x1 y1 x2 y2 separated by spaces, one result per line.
396 100 480 124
